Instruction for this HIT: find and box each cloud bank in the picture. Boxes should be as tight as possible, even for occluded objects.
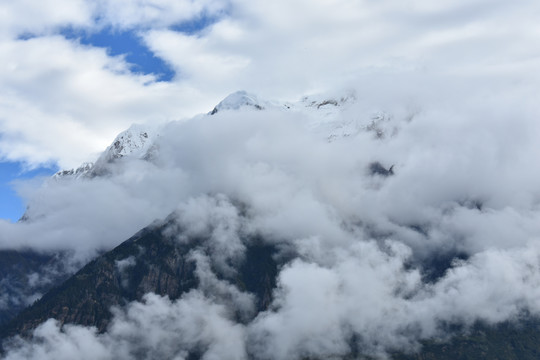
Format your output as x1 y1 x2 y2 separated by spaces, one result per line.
2 72 540 357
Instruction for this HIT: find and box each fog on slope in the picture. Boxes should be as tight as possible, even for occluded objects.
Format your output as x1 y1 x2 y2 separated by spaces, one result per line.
3 73 540 358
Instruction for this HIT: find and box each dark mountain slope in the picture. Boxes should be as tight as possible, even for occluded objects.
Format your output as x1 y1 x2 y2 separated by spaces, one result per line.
0 219 279 343
0 250 70 327
4 209 540 359
392 320 540 360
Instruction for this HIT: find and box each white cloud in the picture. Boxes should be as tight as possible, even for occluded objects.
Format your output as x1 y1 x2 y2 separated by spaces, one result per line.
3 73 540 259
92 0 228 30
8 239 540 359
0 0 93 39
246 240 540 359
143 0 540 100
0 0 229 168
3 291 247 360
0 35 215 168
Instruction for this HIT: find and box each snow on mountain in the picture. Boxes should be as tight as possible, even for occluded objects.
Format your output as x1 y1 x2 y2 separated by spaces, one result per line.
61 89 362 175
297 90 357 114
207 89 403 141
52 162 94 180
309 109 401 142
97 123 160 164
54 124 160 180
53 90 411 182
209 90 271 114
289 90 413 142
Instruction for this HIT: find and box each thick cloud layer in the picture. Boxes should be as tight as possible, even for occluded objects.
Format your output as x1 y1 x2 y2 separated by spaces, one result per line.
3 74 540 357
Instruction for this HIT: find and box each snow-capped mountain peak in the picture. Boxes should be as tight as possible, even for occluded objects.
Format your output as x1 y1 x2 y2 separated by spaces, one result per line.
209 90 267 114
98 124 159 164
53 125 160 182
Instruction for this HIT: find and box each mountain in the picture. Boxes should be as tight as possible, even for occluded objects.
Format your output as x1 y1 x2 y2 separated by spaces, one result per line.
51 89 402 183
3 218 540 359
0 250 70 327
209 91 269 114
95 124 159 164
52 162 94 180
2 90 540 359
52 124 160 180
393 321 540 360
0 206 281 355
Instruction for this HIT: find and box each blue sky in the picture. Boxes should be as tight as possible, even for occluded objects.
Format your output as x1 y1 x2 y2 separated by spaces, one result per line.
61 28 176 82
0 162 58 222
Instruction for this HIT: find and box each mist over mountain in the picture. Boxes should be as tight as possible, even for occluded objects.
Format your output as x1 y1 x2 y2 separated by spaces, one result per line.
2 78 540 359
